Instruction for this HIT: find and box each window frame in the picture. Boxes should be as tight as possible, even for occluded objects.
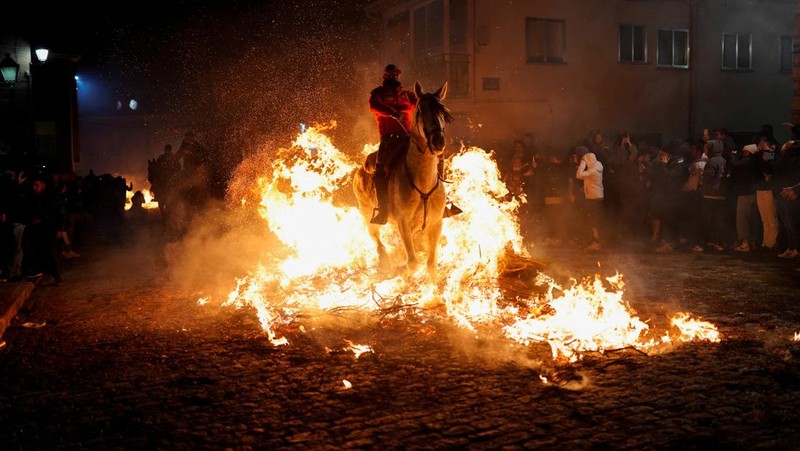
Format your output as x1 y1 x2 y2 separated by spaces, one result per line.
619 23 647 63
721 32 752 71
525 17 567 64
656 28 689 69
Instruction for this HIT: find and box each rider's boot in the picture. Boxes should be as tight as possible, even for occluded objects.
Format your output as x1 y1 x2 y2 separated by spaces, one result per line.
443 201 463 218
371 168 390 225
436 156 463 218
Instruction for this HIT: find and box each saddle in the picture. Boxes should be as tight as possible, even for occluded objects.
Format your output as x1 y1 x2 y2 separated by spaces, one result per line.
362 137 410 176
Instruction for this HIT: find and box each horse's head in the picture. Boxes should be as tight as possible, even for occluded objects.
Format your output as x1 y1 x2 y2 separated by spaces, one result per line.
413 81 453 154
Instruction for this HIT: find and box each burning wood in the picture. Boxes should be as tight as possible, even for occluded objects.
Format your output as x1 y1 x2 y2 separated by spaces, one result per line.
199 123 720 364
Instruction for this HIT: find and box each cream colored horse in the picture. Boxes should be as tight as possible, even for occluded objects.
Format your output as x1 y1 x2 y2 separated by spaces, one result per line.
353 81 452 284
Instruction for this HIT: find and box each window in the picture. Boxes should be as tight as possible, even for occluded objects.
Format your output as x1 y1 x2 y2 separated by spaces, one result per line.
407 0 470 98
619 24 646 63
413 0 444 57
722 32 751 70
449 0 468 52
657 29 689 68
780 36 793 73
526 18 566 64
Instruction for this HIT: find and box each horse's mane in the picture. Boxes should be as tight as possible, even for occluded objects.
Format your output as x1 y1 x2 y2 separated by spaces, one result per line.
419 92 454 125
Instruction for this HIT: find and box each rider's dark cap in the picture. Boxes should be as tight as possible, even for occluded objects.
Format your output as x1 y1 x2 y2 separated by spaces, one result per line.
384 64 402 75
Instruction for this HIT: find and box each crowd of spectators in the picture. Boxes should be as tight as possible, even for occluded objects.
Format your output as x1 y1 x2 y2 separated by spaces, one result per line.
0 167 133 284
500 124 800 258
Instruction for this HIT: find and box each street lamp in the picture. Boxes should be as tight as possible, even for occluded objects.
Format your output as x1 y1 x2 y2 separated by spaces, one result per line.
0 53 19 86
34 48 49 63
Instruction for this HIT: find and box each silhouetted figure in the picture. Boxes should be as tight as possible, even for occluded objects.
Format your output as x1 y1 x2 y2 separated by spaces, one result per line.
20 175 63 285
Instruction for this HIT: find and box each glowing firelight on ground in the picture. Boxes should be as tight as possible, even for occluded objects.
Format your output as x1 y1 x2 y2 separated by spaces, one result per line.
205 122 720 363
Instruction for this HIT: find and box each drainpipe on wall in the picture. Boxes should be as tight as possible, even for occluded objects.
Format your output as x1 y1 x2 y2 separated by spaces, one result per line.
792 0 800 125
688 0 697 140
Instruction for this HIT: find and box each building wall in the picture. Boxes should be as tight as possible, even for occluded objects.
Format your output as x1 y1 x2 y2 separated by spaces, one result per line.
369 0 794 155
463 0 691 153
692 0 794 143
0 36 81 173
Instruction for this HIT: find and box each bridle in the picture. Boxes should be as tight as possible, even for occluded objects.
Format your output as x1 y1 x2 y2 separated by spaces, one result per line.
412 96 445 155
403 95 448 230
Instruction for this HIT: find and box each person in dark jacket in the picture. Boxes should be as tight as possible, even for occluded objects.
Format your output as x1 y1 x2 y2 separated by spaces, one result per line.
729 144 763 251
701 139 729 251
20 174 63 284
770 127 800 258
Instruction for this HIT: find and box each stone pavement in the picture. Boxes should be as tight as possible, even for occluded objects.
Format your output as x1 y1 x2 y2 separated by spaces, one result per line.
0 280 35 344
2 226 800 449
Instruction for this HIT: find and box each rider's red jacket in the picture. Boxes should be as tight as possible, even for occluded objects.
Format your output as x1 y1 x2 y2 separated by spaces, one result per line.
369 83 417 137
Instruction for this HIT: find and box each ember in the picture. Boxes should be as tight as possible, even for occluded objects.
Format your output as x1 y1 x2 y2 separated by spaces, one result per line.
204 123 720 363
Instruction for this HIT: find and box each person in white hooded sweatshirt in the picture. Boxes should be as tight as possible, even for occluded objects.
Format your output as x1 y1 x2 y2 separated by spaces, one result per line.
575 146 604 250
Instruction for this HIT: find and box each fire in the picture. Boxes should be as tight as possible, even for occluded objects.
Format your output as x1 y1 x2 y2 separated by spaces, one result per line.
343 340 373 359
124 188 159 210
207 122 720 362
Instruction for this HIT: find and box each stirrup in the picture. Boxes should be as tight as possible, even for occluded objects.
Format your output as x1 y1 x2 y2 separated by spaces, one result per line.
443 203 463 218
370 207 388 225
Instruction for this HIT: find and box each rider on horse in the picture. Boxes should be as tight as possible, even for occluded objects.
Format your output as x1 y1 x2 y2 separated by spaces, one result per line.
368 64 418 225
368 64 461 225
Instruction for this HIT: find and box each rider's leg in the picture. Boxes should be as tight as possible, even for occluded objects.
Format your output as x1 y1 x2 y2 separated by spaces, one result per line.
371 164 390 225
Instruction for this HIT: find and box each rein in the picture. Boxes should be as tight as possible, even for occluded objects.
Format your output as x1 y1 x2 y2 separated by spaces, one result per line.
393 96 446 230
404 162 440 231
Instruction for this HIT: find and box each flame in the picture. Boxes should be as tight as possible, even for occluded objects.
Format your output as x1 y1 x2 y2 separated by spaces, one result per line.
204 122 720 363
342 380 352 389
343 340 373 359
125 188 159 210
793 332 800 342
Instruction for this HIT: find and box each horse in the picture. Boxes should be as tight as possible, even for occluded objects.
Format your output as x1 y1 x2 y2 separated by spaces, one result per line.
353 81 453 284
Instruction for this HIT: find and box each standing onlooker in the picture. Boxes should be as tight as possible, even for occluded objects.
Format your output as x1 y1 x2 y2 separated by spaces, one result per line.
604 132 638 246
20 174 63 284
575 146 604 250
648 147 686 252
771 128 800 258
755 137 779 250
729 144 762 252
714 127 739 162
701 139 729 251
684 139 709 251
539 150 572 247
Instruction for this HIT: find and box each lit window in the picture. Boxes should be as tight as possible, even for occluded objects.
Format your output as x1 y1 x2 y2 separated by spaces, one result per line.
526 17 566 64
722 32 751 71
619 24 646 63
657 29 689 68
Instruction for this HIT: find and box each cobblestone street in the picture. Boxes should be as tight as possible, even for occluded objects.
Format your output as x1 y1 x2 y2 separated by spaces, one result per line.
2 215 800 450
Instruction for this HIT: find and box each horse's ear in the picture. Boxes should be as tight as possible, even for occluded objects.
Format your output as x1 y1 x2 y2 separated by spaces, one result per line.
414 81 423 99
435 82 448 101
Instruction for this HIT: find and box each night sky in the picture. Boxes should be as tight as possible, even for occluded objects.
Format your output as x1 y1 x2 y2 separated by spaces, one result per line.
12 1 376 121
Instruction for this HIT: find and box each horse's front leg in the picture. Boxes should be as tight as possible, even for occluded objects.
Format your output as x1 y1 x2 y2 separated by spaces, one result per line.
397 221 419 277
425 221 443 286
367 224 390 274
